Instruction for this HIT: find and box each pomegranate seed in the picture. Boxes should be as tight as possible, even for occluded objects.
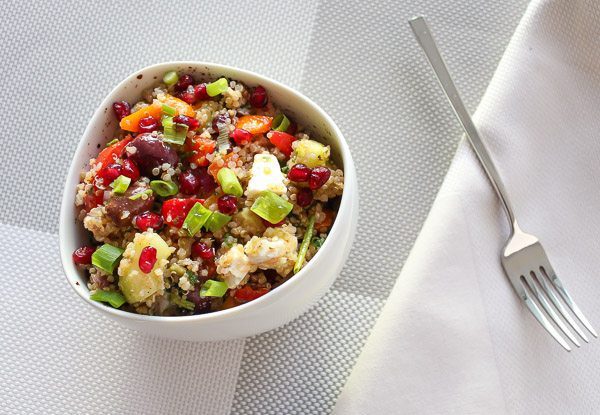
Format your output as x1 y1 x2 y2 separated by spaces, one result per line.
194 83 209 101
138 116 158 133
309 166 331 190
196 167 217 196
212 114 229 133
179 88 197 104
139 246 157 273
288 164 311 182
173 114 200 130
249 85 268 108
72 246 96 265
112 101 131 120
262 218 285 227
84 190 104 211
217 195 238 215
96 163 122 187
133 211 164 231
179 170 201 194
192 241 215 260
121 159 140 181
174 74 194 92
230 128 252 145
296 187 313 207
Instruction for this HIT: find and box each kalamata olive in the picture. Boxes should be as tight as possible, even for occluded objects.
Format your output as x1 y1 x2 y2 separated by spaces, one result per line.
186 289 212 314
126 133 179 176
106 183 155 226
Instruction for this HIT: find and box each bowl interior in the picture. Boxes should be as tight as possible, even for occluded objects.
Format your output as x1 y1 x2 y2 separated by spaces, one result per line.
60 61 352 320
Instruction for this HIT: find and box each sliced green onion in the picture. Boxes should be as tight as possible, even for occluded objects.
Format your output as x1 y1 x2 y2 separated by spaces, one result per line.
90 290 126 308
294 214 315 274
185 270 199 285
250 191 293 224
169 292 194 311
150 180 179 197
110 175 131 194
200 279 228 297
128 189 153 200
206 77 228 97
161 103 177 117
162 116 189 145
216 122 230 153
272 114 290 132
205 211 231 233
92 243 124 274
217 168 243 197
182 202 213 236
105 138 119 147
163 71 179 86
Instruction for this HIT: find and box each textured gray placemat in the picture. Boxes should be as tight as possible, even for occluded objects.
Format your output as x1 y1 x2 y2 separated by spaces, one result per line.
0 0 528 413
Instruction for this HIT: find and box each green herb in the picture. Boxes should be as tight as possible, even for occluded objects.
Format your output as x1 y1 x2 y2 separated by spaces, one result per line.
92 244 124 274
128 189 153 200
163 71 179 86
150 180 179 197
281 165 290 174
206 77 228 97
222 234 238 248
217 168 243 197
105 138 119 147
90 290 126 308
311 236 326 249
110 175 131 194
200 280 228 297
161 103 177 117
169 292 195 311
205 211 231 233
182 202 213 236
294 214 315 274
272 114 290 132
251 191 293 224
185 270 199 285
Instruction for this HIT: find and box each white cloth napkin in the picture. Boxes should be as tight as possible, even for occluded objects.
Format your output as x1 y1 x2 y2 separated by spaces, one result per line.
334 1 600 413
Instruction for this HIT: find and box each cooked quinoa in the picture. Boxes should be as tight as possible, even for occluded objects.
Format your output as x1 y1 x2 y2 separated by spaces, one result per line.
72 71 344 316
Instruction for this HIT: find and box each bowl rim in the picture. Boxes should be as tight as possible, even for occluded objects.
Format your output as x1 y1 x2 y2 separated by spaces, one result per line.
59 61 355 323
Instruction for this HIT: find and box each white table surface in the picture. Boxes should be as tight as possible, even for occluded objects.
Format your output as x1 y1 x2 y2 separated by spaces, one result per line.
0 1 528 413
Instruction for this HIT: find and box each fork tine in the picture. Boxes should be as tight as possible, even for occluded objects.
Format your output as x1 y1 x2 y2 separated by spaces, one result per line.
524 273 580 347
536 267 589 342
542 265 598 338
518 279 572 351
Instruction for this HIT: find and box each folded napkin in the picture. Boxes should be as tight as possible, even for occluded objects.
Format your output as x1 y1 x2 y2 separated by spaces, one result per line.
334 1 600 413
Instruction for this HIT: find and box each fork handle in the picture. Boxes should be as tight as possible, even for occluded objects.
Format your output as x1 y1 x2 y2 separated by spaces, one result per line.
409 16 518 230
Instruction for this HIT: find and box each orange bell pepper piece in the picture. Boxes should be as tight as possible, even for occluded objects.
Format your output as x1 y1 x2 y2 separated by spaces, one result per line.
120 95 195 133
208 152 235 179
94 135 133 168
159 94 195 117
316 210 335 233
119 103 162 133
235 115 272 135
185 136 216 167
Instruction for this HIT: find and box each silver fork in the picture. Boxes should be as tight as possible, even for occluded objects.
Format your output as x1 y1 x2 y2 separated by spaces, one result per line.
409 16 597 351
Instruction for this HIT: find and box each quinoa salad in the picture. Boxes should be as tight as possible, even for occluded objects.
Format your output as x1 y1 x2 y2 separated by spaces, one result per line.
72 71 344 316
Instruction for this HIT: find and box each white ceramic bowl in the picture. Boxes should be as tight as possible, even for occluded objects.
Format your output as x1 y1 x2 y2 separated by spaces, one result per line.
59 62 358 342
